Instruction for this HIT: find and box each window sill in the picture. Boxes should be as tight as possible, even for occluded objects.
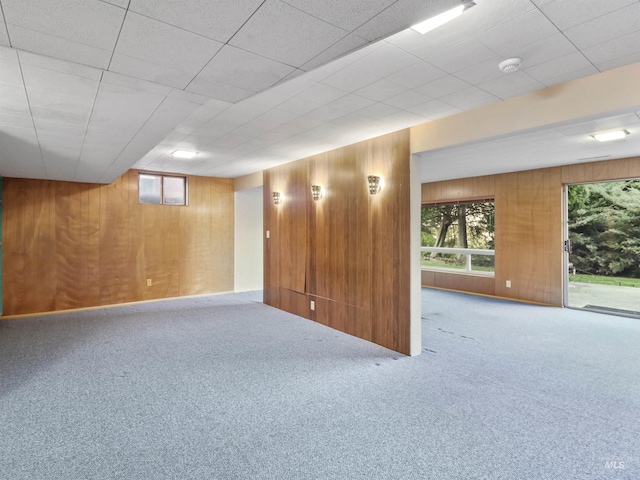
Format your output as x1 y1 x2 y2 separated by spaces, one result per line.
421 267 495 278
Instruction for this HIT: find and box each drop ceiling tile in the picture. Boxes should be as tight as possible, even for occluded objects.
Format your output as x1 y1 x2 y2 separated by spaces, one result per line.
17 50 103 80
168 89 211 106
101 71 172 96
307 103 351 122
301 34 370 71
0 9 10 46
427 39 497 74
514 33 578 69
244 108 302 131
384 61 448 89
140 96 203 137
229 0 348 67
595 51 640 72
129 0 264 43
2 0 124 48
26 89 94 117
581 29 640 67
276 96 322 115
384 22 471 61
454 56 505 85
564 2 640 50
0 46 16 60
406 99 462 119
33 118 87 137
0 112 34 129
188 81 256 103
0 56 24 87
351 43 419 78
594 113 640 130
356 102 402 119
0 84 32 117
354 0 460 41
102 0 129 7
540 66 600 88
297 83 348 104
281 0 395 31
415 75 470 99
110 12 222 89
477 71 543 99
475 9 559 58
88 82 166 134
539 0 636 30
7 25 113 69
109 54 196 90
456 0 537 37
327 94 374 111
187 45 295 98
272 115 327 136
524 51 594 83
383 89 432 109
381 110 428 127
173 106 230 135
356 78 409 101
275 69 306 86
29 106 92 127
21 64 100 99
439 87 499 110
211 102 273 126
322 66 380 92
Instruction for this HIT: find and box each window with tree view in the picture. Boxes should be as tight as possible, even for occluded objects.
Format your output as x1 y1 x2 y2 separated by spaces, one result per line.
421 201 495 274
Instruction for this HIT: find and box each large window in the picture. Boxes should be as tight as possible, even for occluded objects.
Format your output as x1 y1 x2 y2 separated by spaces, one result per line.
421 200 495 275
139 173 187 206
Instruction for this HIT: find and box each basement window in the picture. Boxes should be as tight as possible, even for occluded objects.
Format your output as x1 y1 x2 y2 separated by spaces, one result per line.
139 173 187 206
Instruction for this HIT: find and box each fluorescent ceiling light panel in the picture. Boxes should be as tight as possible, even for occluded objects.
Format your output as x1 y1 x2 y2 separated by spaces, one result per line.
592 130 629 142
411 3 473 34
172 150 197 159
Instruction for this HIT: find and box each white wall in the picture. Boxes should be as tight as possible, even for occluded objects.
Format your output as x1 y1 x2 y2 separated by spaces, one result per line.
234 186 263 292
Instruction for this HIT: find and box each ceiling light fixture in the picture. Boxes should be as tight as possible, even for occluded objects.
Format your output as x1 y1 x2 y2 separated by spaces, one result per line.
499 58 522 73
411 2 475 34
592 130 630 142
172 150 197 159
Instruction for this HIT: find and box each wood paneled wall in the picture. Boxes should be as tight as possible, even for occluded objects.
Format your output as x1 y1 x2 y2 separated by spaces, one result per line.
264 130 412 354
2 170 233 315
422 156 640 306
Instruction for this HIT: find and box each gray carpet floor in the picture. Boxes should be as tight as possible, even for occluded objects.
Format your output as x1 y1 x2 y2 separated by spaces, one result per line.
1 289 638 479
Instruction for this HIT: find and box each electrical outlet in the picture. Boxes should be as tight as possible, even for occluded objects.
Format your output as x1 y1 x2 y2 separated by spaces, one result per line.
506 280 511 288
146 279 152 286
310 300 315 311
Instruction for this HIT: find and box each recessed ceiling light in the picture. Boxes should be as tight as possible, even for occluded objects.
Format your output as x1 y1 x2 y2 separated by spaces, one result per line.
172 150 197 159
411 2 475 34
591 130 630 142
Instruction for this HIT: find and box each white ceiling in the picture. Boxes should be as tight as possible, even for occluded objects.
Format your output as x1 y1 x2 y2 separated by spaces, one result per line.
1 0 640 183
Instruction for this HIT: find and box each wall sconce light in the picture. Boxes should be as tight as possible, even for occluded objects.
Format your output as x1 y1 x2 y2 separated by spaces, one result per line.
368 175 382 195
311 185 324 201
272 192 283 205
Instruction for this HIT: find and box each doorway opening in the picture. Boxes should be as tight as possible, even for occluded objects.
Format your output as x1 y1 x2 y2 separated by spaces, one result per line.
564 179 640 317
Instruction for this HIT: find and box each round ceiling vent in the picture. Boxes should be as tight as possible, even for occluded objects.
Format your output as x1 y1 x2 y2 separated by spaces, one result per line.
499 57 522 73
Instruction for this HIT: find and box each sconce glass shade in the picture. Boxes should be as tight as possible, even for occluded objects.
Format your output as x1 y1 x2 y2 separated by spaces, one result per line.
272 191 282 205
368 175 382 195
311 185 323 201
